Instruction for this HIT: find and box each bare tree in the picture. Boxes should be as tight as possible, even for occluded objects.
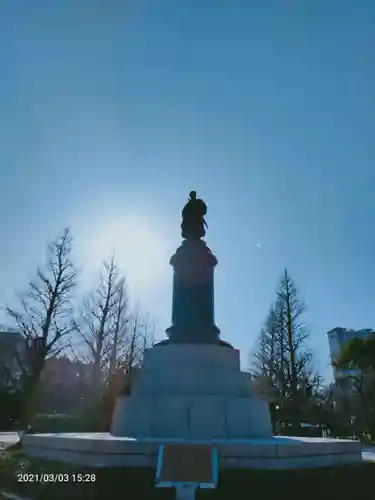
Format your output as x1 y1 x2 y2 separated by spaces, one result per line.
251 306 279 401
251 299 289 398
5 228 77 424
118 303 155 385
275 270 311 430
100 302 155 431
76 256 125 394
277 269 307 401
251 269 321 433
107 277 130 378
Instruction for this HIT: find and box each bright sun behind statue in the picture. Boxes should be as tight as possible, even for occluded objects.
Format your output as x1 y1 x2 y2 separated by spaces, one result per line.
78 212 171 294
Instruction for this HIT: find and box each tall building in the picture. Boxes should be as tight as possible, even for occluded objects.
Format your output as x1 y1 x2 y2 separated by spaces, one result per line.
327 327 374 382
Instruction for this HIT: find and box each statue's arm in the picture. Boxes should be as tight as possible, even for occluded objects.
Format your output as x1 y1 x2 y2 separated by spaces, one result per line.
198 200 207 215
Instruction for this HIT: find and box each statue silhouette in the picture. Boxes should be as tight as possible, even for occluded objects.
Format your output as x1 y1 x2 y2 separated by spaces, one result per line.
181 191 207 240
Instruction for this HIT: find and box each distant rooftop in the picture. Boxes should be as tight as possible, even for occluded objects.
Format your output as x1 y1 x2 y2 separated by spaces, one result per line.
327 327 374 334
0 325 22 335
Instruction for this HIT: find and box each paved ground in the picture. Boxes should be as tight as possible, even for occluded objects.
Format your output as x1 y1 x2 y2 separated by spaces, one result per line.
1 492 29 500
0 432 19 442
0 432 20 451
362 446 375 462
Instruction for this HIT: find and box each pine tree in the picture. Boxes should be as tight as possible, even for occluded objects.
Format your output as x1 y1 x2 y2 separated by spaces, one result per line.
251 269 321 434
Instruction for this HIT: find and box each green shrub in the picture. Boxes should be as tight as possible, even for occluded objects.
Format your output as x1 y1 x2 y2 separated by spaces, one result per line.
0 390 23 429
31 414 87 433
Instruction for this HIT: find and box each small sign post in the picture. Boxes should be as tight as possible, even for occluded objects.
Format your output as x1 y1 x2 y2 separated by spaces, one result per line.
155 443 218 500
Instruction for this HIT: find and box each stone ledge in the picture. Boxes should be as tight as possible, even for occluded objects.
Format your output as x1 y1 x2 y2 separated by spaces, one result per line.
142 343 241 371
111 394 273 439
22 434 363 470
132 367 251 396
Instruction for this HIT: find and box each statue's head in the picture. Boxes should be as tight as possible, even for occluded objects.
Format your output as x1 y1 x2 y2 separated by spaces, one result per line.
189 190 197 200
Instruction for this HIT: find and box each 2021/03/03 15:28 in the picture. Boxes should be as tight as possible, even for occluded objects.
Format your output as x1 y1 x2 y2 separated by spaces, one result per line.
17 473 97 483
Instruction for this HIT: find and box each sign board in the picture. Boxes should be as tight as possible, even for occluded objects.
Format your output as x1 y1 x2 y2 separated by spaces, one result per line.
155 444 218 490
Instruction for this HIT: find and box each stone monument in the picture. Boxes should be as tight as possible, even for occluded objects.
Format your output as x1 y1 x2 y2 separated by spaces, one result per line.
159 191 231 347
23 192 362 469
111 190 272 439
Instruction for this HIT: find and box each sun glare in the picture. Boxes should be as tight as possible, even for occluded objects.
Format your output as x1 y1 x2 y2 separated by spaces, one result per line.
79 213 171 294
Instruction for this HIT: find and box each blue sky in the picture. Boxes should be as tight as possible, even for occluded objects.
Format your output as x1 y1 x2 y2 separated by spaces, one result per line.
0 1 374 380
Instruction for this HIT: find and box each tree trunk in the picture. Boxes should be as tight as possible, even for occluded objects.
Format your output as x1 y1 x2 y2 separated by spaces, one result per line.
19 355 46 428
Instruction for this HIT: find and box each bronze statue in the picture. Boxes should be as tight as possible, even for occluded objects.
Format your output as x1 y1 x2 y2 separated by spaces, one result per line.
181 191 207 239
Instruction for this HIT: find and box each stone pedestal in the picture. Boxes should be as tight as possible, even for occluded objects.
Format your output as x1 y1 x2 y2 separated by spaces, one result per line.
161 240 229 346
111 344 273 439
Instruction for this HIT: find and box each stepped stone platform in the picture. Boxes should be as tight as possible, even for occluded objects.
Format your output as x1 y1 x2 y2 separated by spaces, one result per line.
23 434 362 469
111 344 273 440
22 344 362 470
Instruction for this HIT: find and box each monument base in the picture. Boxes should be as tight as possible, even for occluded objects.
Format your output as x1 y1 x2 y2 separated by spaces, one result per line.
22 434 362 469
111 344 273 439
22 343 363 470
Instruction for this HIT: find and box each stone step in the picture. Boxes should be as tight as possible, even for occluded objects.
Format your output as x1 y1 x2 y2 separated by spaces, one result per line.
111 394 273 440
132 367 251 397
142 344 241 371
